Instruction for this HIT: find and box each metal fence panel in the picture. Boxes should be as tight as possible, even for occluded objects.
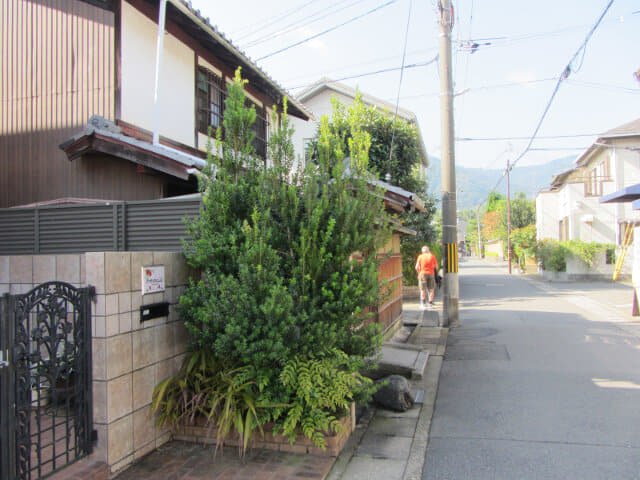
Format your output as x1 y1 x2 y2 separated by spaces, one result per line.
0 197 202 255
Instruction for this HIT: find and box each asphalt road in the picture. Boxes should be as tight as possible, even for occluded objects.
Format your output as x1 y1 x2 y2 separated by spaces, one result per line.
423 258 640 480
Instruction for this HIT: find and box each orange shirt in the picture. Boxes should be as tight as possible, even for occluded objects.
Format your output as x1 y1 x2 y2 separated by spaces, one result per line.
416 252 437 275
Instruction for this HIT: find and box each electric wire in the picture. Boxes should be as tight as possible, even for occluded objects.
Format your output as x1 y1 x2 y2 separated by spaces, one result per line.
386 0 413 181
232 0 321 40
457 133 601 142
479 0 616 204
286 56 438 90
256 0 398 61
243 0 366 48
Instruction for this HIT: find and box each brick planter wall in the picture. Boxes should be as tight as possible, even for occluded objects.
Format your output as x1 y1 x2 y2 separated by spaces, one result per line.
173 403 356 457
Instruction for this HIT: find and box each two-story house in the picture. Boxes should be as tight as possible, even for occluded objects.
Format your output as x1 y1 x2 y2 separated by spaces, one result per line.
0 0 310 208
536 118 640 246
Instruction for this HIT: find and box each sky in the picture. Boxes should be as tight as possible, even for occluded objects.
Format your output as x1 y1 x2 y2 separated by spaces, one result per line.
190 0 639 179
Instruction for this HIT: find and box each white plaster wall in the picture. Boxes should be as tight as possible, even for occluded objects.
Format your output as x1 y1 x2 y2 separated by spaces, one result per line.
536 192 557 240
121 2 195 146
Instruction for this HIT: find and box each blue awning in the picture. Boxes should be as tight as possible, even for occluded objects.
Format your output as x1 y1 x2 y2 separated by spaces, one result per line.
599 184 640 204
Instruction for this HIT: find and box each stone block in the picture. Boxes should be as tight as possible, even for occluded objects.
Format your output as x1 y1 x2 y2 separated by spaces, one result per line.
119 312 132 334
106 315 120 337
119 292 132 313
133 364 156 410
92 423 108 463
0 256 9 283
133 407 155 448
174 322 190 353
0 284 8 295
94 316 106 338
156 358 175 384
133 440 156 461
141 291 163 305
110 453 133 475
107 374 133 422
94 294 106 317
85 252 105 294
10 284 32 295
93 380 107 423
92 338 106 380
106 334 132 380
33 255 55 284
172 253 190 285
155 323 174 362
80 254 86 285
155 431 171 448
131 252 153 292
56 254 81 284
105 252 131 294
133 327 156 370
105 294 118 317
10 256 32 284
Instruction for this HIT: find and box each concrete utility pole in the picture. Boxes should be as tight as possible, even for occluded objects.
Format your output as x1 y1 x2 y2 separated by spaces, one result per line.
438 0 458 327
506 159 512 274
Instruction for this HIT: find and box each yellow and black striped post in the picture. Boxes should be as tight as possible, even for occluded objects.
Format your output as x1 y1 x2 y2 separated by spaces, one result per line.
446 243 459 273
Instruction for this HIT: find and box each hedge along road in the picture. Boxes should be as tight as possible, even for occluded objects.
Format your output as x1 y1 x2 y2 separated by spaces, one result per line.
423 257 640 480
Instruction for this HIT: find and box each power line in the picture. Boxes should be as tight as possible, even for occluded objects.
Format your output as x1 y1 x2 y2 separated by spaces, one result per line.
256 0 398 61
457 133 600 141
232 0 321 40
286 56 438 89
243 0 366 47
508 0 615 173
386 0 413 181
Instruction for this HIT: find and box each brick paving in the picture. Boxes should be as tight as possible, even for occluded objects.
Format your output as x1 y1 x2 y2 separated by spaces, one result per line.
48 458 108 480
114 441 334 480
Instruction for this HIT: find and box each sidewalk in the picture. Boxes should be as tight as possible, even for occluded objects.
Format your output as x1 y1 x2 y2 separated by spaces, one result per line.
114 298 448 480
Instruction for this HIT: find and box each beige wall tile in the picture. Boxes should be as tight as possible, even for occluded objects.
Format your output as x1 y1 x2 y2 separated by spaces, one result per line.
173 253 189 286
0 284 9 295
56 254 81 284
33 255 55 284
85 252 105 294
110 454 134 475
155 430 171 448
131 252 153 292
105 294 118 316
107 415 133 464
94 294 106 316
118 292 132 313
133 364 156 410
155 358 176 384
106 315 120 337
80 254 86 285
155 323 174 362
92 423 108 463
94 316 106 338
141 291 163 305
0 256 9 283
133 407 156 448
107 374 133 422
10 284 32 295
105 252 131 294
132 327 156 369
133 440 156 460
92 338 106 380
119 312 132 334
106 334 132 380
93 380 107 423
10 256 32 284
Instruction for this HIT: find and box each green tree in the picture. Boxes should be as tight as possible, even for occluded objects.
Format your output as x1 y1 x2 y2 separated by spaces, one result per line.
486 191 505 212
167 69 390 451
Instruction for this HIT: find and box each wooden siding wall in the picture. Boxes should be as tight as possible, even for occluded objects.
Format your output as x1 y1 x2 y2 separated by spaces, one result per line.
0 0 115 207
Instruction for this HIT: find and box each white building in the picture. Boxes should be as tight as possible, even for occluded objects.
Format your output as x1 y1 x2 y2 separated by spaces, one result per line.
290 78 428 168
536 118 640 247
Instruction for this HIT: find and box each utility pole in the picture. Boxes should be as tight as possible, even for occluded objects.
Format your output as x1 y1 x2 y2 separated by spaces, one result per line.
438 0 458 327
506 159 512 274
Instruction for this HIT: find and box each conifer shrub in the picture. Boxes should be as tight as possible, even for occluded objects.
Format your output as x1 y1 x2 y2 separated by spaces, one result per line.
154 69 391 453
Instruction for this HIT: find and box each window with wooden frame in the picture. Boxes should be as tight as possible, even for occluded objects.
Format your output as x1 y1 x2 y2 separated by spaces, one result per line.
584 157 611 197
559 217 569 241
197 67 226 135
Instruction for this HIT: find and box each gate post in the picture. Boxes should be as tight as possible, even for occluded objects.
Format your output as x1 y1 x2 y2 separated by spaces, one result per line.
0 293 16 480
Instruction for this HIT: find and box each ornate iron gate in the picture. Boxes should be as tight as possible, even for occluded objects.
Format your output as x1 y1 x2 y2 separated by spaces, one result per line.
0 282 94 480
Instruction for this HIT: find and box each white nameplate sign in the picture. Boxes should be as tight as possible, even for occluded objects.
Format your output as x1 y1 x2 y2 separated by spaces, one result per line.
142 266 165 295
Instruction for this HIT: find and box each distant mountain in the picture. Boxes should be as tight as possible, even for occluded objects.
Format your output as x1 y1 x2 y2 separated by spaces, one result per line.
426 156 576 210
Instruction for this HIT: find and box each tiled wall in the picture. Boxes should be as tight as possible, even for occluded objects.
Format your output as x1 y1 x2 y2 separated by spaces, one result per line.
0 251 194 475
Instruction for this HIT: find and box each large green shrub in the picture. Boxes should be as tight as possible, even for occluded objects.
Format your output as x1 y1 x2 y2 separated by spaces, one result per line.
511 225 537 269
155 69 390 453
535 238 614 272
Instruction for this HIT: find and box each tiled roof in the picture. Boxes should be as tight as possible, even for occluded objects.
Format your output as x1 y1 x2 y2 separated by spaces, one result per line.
601 118 640 138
